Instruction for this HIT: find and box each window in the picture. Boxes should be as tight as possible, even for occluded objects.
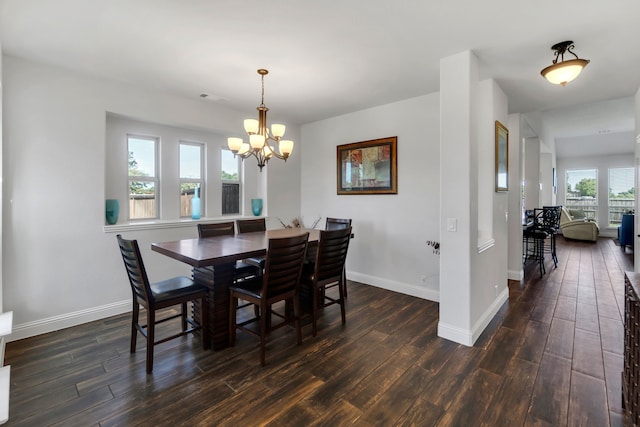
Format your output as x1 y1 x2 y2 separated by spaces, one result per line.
221 149 240 214
179 142 204 217
565 169 597 220
609 167 635 227
128 135 158 219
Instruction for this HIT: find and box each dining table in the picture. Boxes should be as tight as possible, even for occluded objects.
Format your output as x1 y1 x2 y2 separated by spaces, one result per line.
151 227 320 350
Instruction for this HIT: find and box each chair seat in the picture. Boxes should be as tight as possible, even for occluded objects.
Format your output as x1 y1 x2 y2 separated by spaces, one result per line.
150 276 206 302
523 228 548 239
229 278 263 300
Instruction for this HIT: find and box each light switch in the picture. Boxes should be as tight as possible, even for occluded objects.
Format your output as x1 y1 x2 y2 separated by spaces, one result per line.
447 218 457 232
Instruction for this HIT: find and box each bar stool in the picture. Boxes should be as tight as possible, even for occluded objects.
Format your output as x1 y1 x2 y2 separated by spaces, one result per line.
523 226 549 277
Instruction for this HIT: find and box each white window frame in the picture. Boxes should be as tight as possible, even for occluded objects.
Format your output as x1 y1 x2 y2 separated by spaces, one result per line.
127 134 159 220
179 141 205 218
608 167 635 228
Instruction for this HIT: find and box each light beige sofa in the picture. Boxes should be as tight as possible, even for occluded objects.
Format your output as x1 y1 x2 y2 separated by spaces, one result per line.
560 207 599 242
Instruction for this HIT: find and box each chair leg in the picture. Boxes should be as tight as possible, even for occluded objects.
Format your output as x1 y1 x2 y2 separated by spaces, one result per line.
293 294 302 346
338 278 346 325
130 301 139 354
260 301 267 367
311 284 319 337
342 267 348 298
181 302 188 332
200 295 210 350
146 309 155 374
229 295 237 347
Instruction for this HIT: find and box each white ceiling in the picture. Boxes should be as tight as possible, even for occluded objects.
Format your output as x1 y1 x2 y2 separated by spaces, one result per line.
1 0 639 152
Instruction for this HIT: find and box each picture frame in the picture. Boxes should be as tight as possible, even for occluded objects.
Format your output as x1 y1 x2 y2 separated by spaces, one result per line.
495 121 509 192
337 136 397 195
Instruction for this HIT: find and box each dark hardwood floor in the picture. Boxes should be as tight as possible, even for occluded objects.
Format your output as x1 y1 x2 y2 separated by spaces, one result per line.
4 236 632 426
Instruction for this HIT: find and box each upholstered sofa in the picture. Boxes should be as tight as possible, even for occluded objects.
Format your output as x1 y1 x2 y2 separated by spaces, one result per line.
559 207 599 242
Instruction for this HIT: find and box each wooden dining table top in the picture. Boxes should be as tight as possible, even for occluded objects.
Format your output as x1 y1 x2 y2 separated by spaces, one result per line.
151 228 320 268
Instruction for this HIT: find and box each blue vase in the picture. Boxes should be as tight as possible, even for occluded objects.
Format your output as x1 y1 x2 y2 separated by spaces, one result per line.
251 198 263 216
191 187 201 219
105 199 119 225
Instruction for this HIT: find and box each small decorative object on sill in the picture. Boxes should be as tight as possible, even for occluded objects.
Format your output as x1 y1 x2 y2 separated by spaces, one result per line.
105 199 119 225
426 240 440 255
251 198 263 216
277 216 321 229
191 187 201 220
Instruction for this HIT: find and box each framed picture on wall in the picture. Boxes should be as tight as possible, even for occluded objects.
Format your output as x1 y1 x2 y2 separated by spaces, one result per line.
495 121 509 192
336 136 397 194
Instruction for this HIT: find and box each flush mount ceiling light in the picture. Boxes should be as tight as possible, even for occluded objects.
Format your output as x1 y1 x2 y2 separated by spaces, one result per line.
227 69 294 171
540 41 590 86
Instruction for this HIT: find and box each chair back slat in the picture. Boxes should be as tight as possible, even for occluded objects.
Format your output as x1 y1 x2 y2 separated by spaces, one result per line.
315 227 351 283
198 222 235 238
237 218 267 234
117 235 153 305
262 233 309 298
325 217 352 231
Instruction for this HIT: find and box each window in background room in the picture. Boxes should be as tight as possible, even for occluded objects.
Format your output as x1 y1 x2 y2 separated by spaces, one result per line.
565 169 598 220
221 149 240 214
128 135 158 220
180 142 204 217
608 167 635 227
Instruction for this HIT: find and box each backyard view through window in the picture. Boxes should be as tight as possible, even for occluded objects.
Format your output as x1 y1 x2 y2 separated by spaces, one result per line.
222 149 240 214
565 169 597 220
180 142 203 217
128 136 158 219
608 167 635 227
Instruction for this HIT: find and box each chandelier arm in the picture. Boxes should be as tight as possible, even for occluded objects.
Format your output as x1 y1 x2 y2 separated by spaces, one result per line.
262 141 287 160
566 44 580 60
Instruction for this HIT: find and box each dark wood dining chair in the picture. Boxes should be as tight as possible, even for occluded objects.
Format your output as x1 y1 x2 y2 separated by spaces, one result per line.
116 234 209 374
197 222 260 280
301 227 351 336
236 218 267 233
325 217 352 230
198 222 260 313
229 232 309 366
236 218 267 271
324 217 352 296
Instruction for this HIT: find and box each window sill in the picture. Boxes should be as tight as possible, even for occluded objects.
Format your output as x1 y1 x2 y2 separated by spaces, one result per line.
103 215 263 233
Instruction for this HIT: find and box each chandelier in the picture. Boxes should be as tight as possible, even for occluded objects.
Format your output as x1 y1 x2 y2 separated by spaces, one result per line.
540 41 590 86
227 69 294 171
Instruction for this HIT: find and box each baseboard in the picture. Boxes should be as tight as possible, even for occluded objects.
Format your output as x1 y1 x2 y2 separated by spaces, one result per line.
437 286 509 346
508 269 523 281
8 300 131 342
347 271 439 302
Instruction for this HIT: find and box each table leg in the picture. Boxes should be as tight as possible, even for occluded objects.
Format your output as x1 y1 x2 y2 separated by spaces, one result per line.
192 263 237 350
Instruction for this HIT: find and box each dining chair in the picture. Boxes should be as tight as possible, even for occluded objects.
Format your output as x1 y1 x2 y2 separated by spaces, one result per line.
324 217 352 297
236 218 267 233
522 212 549 278
116 234 209 374
236 218 267 271
325 217 352 230
229 232 309 366
301 227 351 337
197 222 260 280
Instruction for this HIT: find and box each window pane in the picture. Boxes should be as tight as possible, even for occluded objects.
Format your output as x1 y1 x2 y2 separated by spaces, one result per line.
180 144 201 179
565 169 597 220
609 167 635 227
129 181 156 219
222 183 240 214
180 184 200 217
128 137 155 177
222 149 239 181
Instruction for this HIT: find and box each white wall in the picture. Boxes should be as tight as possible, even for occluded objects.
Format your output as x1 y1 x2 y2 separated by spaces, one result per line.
524 138 541 210
557 153 634 237
636 88 640 270
0 40 3 311
2 56 301 339
439 51 509 346
300 93 440 301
